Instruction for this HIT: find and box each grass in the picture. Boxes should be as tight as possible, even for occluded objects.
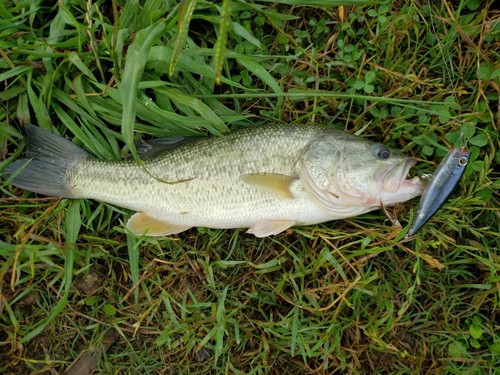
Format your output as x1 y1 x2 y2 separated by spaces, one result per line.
0 0 499 373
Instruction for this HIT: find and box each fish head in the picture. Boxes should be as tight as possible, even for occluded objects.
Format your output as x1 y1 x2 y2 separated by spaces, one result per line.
373 149 424 206
300 136 424 214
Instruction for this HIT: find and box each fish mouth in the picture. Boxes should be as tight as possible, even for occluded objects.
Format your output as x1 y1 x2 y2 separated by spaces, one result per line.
380 158 425 205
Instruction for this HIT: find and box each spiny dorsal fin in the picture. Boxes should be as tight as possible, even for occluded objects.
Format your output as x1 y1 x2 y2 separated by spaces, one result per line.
127 212 191 236
240 173 297 199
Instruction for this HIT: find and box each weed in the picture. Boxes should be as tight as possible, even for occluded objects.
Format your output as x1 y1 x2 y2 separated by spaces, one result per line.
0 0 498 373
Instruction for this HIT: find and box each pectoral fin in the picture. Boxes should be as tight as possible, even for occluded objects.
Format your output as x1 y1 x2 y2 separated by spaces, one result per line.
240 173 297 199
247 219 296 237
127 212 191 236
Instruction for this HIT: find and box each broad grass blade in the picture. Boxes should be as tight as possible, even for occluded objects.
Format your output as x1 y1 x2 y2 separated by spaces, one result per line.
120 20 166 161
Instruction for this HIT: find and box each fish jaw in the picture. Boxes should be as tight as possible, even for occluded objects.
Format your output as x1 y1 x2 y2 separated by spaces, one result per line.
379 158 426 205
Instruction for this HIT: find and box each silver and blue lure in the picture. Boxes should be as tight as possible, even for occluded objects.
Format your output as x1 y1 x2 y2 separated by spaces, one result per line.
408 148 470 236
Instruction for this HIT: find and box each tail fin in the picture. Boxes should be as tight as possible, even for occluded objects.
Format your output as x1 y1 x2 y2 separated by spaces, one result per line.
4 125 89 197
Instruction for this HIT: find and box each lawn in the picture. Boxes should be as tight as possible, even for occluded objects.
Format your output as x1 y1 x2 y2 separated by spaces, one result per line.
0 0 499 373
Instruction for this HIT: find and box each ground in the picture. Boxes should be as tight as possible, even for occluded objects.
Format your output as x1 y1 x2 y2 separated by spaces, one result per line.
0 0 499 374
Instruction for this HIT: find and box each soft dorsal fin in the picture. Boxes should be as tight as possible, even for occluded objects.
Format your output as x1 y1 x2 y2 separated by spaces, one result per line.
127 212 191 236
136 136 202 159
240 173 297 199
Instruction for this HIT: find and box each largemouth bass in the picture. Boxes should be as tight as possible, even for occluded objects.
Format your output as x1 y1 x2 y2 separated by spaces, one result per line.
4 124 424 237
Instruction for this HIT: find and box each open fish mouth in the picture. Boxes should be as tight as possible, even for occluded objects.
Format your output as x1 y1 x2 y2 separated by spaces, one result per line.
398 158 422 189
380 158 425 204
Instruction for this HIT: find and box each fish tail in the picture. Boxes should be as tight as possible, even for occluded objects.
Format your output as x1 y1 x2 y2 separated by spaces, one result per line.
4 125 89 197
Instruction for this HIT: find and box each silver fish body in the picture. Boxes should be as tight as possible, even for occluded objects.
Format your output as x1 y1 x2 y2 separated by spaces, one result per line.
5 124 424 237
408 148 470 236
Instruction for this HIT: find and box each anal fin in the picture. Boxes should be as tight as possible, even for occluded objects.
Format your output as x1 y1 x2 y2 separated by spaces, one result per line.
247 219 296 237
127 212 191 236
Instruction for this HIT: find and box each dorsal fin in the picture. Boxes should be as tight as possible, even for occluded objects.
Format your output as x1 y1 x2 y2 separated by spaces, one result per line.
136 136 201 159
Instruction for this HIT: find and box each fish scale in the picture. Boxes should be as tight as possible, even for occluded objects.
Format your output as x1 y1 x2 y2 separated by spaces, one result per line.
5 124 425 237
63 126 322 231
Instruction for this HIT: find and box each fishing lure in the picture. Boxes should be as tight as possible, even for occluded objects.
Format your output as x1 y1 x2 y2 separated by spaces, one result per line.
408 148 470 236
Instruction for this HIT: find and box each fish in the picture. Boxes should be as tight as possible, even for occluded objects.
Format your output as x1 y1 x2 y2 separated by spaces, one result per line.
4 124 425 237
407 148 470 236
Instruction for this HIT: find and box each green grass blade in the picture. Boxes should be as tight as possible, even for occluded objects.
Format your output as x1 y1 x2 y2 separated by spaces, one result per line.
214 285 229 363
155 87 229 134
257 0 381 5
213 0 232 84
0 65 31 82
26 71 51 127
232 54 284 110
68 52 98 81
169 0 197 76
126 234 140 304
21 200 79 343
120 20 166 161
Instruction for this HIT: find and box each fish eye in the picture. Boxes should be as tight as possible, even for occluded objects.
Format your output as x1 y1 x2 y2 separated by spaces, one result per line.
458 156 469 167
373 144 391 160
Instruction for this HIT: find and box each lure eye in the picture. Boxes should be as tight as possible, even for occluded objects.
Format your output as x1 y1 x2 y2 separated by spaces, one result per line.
373 144 391 160
458 156 469 167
